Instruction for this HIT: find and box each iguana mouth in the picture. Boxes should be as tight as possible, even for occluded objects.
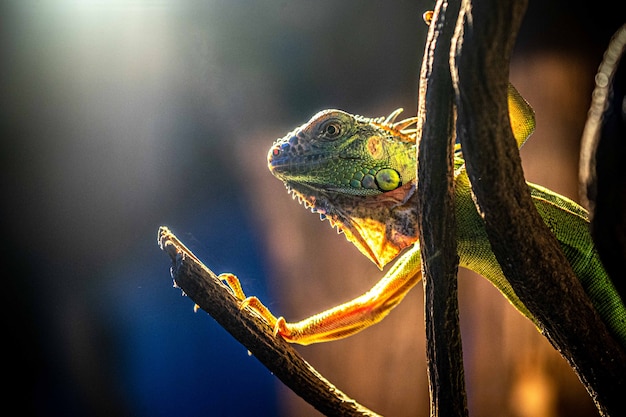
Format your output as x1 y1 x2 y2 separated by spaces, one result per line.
268 144 336 178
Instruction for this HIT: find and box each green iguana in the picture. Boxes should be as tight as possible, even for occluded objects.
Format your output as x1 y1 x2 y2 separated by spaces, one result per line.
219 84 626 347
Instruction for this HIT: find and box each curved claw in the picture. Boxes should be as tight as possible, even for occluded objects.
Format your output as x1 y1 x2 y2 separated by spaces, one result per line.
273 316 293 340
239 297 299 342
217 273 294 341
238 296 258 312
218 273 247 300
240 296 279 328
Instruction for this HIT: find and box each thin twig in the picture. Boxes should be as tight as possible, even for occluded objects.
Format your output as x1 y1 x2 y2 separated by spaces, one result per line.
579 24 626 297
157 226 381 417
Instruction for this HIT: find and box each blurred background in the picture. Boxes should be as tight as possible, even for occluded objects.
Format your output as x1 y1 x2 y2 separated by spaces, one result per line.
1 1 623 416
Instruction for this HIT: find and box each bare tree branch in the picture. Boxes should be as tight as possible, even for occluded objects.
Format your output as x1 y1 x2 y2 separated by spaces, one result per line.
450 0 626 415
157 226 380 417
580 24 626 300
415 1 468 416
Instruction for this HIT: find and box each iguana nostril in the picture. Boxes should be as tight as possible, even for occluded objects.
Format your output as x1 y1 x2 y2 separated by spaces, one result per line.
268 142 290 164
267 146 278 164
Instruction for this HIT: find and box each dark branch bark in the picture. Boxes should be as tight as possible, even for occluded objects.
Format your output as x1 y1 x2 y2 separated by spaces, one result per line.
157 227 380 417
450 1 626 415
416 1 467 416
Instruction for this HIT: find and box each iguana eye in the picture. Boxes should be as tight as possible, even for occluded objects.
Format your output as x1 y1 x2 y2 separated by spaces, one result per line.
320 120 343 140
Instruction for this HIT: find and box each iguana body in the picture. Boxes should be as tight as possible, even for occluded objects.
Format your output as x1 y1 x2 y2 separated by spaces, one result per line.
221 85 626 348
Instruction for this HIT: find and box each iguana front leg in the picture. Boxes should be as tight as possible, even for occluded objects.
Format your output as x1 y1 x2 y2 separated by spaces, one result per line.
220 245 422 345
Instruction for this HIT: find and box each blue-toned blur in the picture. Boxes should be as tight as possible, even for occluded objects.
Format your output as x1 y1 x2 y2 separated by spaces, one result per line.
1 1 622 416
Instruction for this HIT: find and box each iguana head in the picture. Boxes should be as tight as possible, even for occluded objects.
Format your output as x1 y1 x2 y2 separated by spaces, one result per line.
267 109 419 269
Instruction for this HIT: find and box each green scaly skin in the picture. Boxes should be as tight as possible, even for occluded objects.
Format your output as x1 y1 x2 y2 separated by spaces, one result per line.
267 101 626 348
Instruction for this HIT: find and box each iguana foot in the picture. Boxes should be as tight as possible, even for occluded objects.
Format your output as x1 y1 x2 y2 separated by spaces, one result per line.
218 273 291 339
240 297 290 339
